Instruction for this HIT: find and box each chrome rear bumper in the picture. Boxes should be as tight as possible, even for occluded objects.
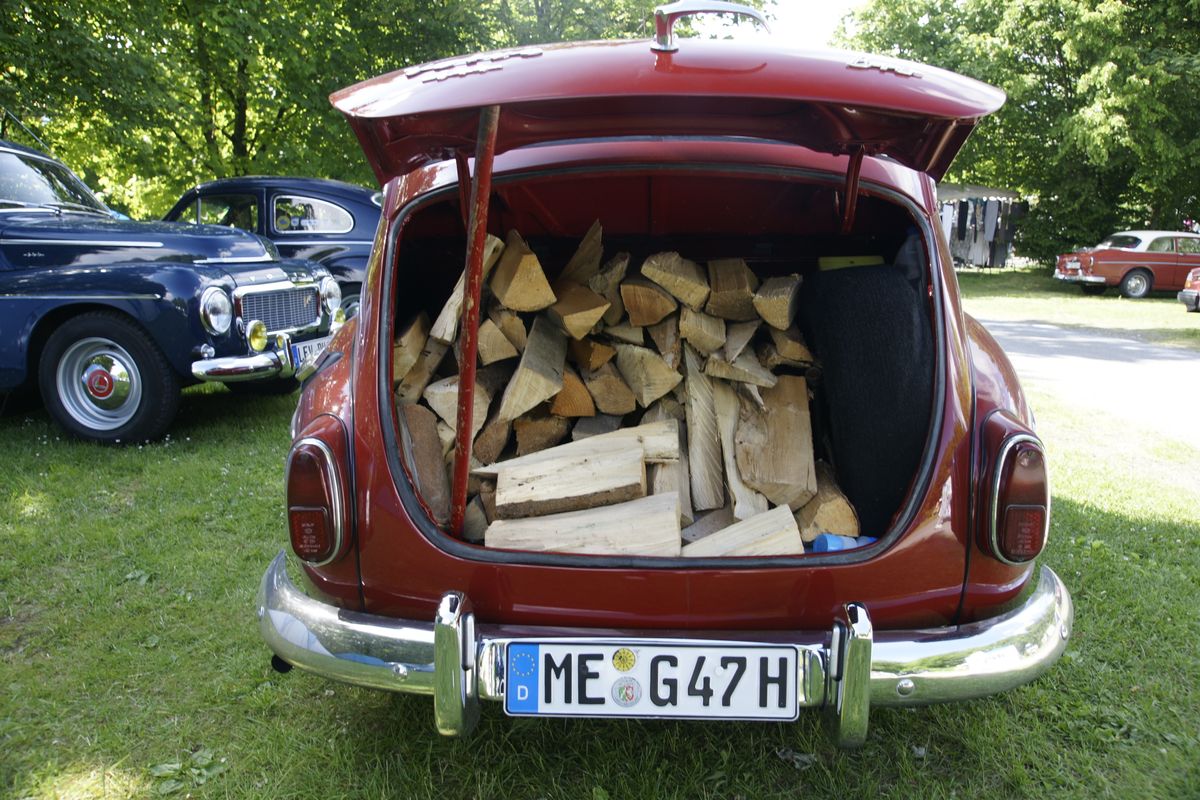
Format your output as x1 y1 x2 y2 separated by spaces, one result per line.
257 552 1072 746
1053 271 1106 284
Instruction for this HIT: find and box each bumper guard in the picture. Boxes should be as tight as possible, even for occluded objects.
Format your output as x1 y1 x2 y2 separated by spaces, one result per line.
257 552 1072 746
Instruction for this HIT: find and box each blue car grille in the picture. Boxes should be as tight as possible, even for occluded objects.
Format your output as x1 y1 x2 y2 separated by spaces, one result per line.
241 286 320 333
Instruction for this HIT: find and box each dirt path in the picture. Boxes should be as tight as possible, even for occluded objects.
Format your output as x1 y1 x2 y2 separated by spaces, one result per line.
977 317 1200 451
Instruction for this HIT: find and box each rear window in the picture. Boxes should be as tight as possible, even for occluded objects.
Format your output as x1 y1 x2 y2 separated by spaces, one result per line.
1098 235 1141 249
272 195 353 234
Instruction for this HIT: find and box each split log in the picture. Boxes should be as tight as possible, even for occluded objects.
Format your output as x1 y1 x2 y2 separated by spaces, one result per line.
549 367 596 417
477 318 519 365
479 480 497 522
752 273 801 330
620 278 678 326
392 312 430 385
513 412 573 456
647 313 681 370
603 322 645 345
494 443 646 518
794 462 860 542
488 305 528 352
568 337 616 372
475 419 681 478
399 404 450 526
683 344 724 511
462 495 489 543
472 412 512 466
712 379 769 520
484 493 682 557
571 413 623 440
614 344 683 408
681 505 802 557
497 316 567 422
681 505 736 544
640 251 710 310
723 320 760 363
758 340 809 371
640 395 685 424
435 420 456 458
423 374 491 442
429 233 505 343
588 252 630 326
767 324 815 365
548 281 611 340
705 258 760 320
679 306 726 354
558 219 604 285
704 350 778 388
395 338 449 404
734 375 817 508
649 421 694 526
581 362 637 415
490 230 557 312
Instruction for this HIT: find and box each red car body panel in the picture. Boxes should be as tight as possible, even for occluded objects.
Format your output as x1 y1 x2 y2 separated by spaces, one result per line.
332 40 1004 183
293 135 1032 632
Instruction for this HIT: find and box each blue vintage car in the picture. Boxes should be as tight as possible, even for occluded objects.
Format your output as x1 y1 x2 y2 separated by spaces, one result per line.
0 139 345 443
163 176 381 317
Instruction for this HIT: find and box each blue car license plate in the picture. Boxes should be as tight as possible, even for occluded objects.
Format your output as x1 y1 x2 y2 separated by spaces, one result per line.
505 641 799 721
290 336 330 370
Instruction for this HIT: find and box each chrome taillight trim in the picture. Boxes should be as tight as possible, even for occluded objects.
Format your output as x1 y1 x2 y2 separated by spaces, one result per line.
989 433 1050 566
286 436 345 567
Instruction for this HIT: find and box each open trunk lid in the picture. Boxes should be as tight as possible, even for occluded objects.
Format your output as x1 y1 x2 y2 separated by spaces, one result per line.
332 38 1004 184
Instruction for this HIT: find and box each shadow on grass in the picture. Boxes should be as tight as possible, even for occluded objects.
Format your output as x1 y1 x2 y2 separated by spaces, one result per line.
2 413 1198 798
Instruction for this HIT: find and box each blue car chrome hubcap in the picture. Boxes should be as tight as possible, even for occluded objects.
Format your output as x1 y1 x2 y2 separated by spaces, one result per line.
57 338 141 430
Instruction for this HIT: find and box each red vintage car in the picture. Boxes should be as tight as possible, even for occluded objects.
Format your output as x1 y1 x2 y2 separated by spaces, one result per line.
257 2 1071 746
1180 267 1200 311
1054 229 1200 298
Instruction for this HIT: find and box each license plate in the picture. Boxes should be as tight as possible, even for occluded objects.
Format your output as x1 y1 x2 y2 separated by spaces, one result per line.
504 641 799 721
290 336 330 368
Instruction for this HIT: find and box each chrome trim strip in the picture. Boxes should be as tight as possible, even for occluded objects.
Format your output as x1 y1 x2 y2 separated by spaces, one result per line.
275 240 374 247
0 293 162 300
988 434 1050 566
1 238 165 247
195 252 275 264
285 436 345 568
257 554 1072 741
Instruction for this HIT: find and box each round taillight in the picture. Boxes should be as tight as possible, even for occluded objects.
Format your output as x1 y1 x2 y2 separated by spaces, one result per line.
990 435 1050 564
286 437 345 565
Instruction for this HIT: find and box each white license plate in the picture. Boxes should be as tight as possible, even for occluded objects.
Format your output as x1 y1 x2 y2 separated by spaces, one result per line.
504 641 799 721
290 336 330 368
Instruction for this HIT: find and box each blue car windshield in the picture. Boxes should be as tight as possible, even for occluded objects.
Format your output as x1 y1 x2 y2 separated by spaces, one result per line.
0 151 108 213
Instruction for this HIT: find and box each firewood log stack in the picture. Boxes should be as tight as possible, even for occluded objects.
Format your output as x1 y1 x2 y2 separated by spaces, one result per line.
391 221 861 555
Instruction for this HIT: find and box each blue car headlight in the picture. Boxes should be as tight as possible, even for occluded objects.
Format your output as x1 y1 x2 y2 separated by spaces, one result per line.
320 276 342 313
200 286 233 335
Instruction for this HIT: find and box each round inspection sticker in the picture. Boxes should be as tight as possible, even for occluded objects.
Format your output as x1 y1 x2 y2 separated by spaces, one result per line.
611 647 636 672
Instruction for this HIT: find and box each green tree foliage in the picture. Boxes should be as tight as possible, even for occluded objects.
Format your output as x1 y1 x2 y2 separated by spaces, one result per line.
0 0 666 217
844 0 1200 259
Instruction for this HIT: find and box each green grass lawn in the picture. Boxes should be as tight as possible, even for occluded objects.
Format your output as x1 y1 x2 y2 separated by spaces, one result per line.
2 272 1198 799
957 265 1200 351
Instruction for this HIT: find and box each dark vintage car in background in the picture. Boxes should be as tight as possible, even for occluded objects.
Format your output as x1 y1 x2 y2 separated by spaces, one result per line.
0 139 345 443
1054 229 1200 298
1179 267 1200 311
164 176 382 317
257 2 1071 746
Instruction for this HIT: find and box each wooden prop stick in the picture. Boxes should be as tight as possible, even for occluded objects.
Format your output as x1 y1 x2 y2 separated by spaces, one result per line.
450 105 500 537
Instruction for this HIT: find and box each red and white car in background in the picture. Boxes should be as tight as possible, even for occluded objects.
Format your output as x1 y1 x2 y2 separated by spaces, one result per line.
1054 230 1200 299
1179 267 1200 312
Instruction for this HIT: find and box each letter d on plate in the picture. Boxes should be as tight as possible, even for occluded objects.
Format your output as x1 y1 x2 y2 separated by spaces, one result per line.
506 643 540 713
